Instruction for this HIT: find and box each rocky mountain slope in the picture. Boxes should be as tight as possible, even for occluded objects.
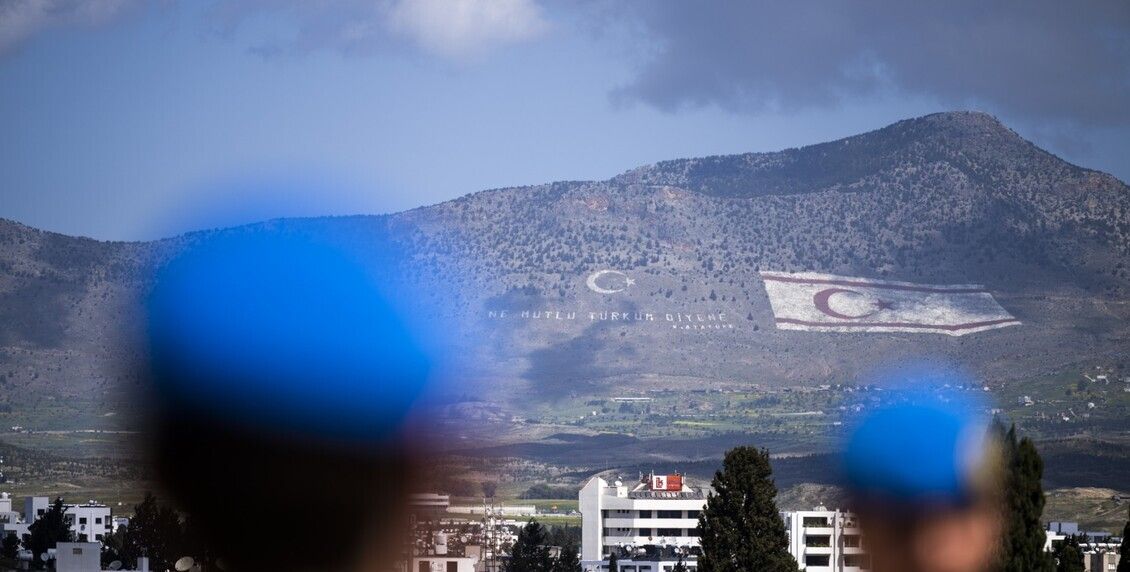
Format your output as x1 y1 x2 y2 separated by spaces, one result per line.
1 111 1128 429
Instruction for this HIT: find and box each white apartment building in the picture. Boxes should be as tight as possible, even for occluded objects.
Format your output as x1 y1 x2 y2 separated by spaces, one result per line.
1083 551 1120 572
24 497 113 542
580 473 705 572
783 508 870 571
580 473 870 572
66 501 112 542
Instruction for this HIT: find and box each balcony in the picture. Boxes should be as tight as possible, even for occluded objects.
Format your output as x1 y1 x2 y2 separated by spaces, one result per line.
604 518 699 529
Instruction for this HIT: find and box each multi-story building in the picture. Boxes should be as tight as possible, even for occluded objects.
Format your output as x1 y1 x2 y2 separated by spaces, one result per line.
580 472 705 572
23 497 113 542
0 492 28 541
580 473 871 572
66 501 112 542
783 508 869 571
1083 550 1120 572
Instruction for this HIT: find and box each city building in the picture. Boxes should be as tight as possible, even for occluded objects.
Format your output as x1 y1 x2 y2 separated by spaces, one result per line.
579 472 705 571
0 492 28 541
447 505 536 517
580 472 872 572
1083 550 1120 572
54 542 101 572
411 555 479 572
783 508 869 571
409 493 452 524
22 497 113 543
66 501 113 542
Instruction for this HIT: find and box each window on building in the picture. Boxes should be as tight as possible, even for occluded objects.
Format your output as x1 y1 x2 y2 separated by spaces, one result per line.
806 534 831 547
686 510 700 518
95 534 103 541
805 555 830 567
657 528 681 537
689 526 702 537
95 517 102 524
843 534 861 547
843 554 869 568
639 510 652 518
72 548 82 556
803 516 830 528
418 562 429 572
657 510 681 519
639 528 652 537
446 562 458 572
79 517 87 524
602 510 610 518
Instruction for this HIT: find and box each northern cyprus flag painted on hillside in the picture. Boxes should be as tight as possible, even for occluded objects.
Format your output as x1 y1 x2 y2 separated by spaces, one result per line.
760 271 1020 336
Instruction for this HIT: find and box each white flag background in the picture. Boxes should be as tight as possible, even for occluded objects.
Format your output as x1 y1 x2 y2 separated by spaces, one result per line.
760 271 1020 336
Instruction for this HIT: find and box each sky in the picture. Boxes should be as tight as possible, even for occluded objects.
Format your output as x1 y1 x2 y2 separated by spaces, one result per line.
1 1 1127 241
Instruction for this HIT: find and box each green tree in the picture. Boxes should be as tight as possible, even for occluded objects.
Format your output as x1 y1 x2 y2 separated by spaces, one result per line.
1052 535 1084 572
100 528 126 569
697 446 797 572
505 520 554 572
120 493 185 572
672 555 689 572
552 538 581 572
481 481 498 500
1117 506 1130 572
607 550 619 572
1 533 20 559
25 498 72 568
996 423 1055 572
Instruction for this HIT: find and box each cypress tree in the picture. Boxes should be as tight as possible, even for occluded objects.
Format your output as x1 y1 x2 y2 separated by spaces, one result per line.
997 423 1054 572
1117 506 1129 572
1052 535 1084 572
552 538 581 572
697 446 798 572
24 498 73 569
672 555 688 572
505 520 554 572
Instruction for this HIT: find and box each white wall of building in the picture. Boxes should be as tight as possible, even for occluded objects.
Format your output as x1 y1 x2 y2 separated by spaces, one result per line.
783 509 869 571
580 476 704 571
580 475 873 572
22 497 113 543
66 503 112 542
54 542 101 572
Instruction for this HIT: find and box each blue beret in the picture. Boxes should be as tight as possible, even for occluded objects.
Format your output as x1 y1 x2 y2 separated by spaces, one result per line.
843 398 992 506
146 232 431 442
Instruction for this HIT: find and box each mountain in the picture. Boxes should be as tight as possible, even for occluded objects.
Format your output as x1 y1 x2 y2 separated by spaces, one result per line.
1 111 1128 434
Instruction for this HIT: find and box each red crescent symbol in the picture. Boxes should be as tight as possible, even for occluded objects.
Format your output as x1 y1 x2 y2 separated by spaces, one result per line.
813 288 879 320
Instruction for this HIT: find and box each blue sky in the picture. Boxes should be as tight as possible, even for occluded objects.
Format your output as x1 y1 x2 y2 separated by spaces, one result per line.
1 1 1127 240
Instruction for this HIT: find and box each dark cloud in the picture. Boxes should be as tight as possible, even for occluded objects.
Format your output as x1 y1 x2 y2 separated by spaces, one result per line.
609 1 1130 127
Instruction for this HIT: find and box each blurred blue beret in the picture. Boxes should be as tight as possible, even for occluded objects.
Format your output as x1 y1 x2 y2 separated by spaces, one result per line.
146 231 430 442
843 398 993 507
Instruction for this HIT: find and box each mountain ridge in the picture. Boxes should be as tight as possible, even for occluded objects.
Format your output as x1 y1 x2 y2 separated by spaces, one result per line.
1 111 1128 432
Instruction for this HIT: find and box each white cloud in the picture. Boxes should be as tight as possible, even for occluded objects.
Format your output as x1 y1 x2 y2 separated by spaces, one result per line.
385 0 547 60
0 0 137 54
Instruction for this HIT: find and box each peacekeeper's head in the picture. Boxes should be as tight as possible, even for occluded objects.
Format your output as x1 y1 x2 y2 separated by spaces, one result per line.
144 230 440 571
842 395 1005 572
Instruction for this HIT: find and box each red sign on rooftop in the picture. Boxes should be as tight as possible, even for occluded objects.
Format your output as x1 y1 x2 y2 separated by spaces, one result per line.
651 474 683 491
